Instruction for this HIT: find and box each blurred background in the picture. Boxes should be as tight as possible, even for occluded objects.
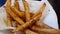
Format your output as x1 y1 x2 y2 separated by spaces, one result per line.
0 0 60 28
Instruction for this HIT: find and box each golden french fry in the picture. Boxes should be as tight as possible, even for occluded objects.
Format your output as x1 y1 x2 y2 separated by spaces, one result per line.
22 0 30 21
31 26 60 34
6 0 12 26
6 0 14 34
13 3 46 32
14 0 21 11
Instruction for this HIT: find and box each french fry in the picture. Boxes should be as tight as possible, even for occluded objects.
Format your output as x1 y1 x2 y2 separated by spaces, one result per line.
14 0 21 11
6 0 14 34
6 0 12 27
31 26 60 34
22 0 30 21
13 2 46 32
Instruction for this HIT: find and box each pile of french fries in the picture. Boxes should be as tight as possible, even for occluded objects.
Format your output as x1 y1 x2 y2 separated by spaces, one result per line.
4 0 60 34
